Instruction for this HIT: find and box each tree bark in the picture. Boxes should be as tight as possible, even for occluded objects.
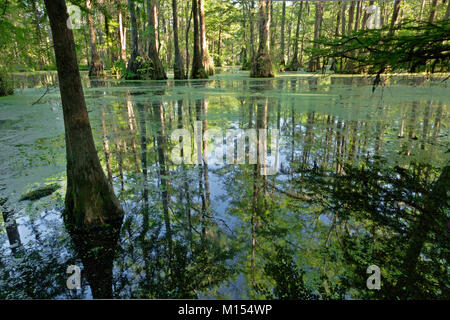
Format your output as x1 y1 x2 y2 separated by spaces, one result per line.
250 0 273 78
428 0 438 23
446 0 450 20
118 4 127 61
44 0 124 298
172 0 185 79
308 1 324 72
279 0 286 68
198 0 214 75
390 0 402 33
126 0 140 78
147 0 167 79
191 0 207 78
288 1 303 71
86 0 104 77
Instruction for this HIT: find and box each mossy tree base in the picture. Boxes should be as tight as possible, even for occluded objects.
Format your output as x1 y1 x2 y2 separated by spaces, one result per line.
250 53 274 78
88 59 104 78
191 67 208 79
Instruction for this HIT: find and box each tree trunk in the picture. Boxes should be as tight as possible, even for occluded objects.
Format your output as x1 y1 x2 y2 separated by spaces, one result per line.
250 0 273 78
0 200 22 256
32 0 45 69
347 1 355 34
172 0 185 79
308 1 324 72
191 0 207 78
354 1 362 32
185 6 192 78
199 0 214 75
86 0 104 77
43 0 124 298
118 5 127 61
419 0 426 22
446 0 450 20
428 0 438 23
289 1 303 71
126 0 140 79
279 0 286 68
249 0 256 61
390 0 402 33
147 0 167 79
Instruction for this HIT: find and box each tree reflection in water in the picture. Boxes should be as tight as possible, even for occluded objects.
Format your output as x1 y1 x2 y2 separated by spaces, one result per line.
0 74 448 299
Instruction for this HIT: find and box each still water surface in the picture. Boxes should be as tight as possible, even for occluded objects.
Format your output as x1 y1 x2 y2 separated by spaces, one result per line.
0 71 448 299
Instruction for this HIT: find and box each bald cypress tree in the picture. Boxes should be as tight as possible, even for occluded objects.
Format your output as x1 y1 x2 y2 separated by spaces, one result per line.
43 0 124 298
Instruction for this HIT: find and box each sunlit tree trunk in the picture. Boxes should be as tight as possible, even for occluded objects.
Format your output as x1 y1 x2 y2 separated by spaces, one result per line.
126 0 140 78
118 4 127 61
191 0 207 78
250 0 273 78
172 0 185 79
199 0 214 75
86 0 104 77
147 0 167 79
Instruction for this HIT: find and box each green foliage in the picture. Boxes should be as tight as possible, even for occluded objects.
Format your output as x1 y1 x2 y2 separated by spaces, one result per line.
311 20 450 75
111 59 127 78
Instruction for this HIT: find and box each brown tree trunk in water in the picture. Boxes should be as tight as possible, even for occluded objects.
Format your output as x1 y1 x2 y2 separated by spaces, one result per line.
172 0 185 79
147 0 167 79
191 0 207 78
199 0 214 75
43 0 124 299
86 0 104 77
250 0 273 78
126 0 140 79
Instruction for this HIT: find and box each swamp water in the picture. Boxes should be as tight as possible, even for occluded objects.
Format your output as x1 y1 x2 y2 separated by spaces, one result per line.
0 71 448 299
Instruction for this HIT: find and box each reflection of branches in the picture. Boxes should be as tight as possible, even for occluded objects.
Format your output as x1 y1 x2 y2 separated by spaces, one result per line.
31 85 54 105
266 180 315 202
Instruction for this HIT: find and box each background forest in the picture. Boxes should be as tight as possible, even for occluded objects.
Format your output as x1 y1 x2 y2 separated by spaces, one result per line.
1 0 449 88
